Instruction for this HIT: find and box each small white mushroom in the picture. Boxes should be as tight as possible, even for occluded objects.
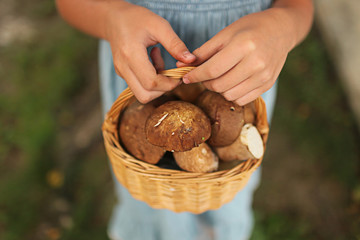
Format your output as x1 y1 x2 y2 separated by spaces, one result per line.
173 143 218 173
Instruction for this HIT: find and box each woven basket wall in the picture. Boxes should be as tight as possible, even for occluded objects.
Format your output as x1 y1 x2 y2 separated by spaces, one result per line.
102 67 269 214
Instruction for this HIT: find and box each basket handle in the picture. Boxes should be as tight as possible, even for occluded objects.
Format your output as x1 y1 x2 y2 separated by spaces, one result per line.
160 66 196 79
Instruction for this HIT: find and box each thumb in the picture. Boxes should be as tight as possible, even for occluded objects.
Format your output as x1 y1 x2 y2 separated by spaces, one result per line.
156 21 196 64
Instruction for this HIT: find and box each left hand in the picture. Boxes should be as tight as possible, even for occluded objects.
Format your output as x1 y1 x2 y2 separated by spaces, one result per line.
177 8 297 106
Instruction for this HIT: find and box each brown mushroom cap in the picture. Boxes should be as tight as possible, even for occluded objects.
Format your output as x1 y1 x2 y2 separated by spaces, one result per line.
196 91 245 147
119 99 166 164
145 101 211 152
173 143 218 173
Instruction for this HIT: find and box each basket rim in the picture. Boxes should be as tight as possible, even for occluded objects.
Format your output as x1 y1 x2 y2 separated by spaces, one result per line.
102 67 269 181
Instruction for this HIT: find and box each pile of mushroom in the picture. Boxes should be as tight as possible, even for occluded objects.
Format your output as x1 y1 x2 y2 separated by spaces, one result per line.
118 85 265 173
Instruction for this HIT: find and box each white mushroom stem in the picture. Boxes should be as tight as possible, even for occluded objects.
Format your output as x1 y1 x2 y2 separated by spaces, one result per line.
240 123 264 159
173 143 219 173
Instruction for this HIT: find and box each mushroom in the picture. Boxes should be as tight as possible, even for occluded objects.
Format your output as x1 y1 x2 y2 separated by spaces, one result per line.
172 82 206 103
145 101 211 152
215 123 264 162
196 91 245 147
173 143 218 173
118 98 169 164
244 101 256 124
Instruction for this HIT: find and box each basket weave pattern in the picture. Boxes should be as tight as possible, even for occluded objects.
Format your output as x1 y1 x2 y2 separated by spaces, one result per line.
102 67 269 213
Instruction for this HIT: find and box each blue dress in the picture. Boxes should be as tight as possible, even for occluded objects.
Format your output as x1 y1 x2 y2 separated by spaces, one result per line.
99 0 276 239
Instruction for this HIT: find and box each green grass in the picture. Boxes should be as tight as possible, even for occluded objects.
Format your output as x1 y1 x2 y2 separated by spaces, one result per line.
251 211 311 240
0 2 100 238
59 145 114 240
276 29 359 187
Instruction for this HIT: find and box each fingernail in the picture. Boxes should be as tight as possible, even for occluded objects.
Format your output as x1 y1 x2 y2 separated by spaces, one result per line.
183 51 195 60
183 75 190 84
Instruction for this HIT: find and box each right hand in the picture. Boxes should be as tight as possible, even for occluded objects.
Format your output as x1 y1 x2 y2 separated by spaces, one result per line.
105 1 196 103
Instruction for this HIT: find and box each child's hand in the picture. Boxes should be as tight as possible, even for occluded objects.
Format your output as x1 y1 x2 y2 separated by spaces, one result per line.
105 1 196 103
177 7 304 106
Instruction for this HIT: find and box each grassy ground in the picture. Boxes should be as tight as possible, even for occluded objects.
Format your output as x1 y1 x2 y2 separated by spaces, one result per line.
0 1 359 240
0 2 110 239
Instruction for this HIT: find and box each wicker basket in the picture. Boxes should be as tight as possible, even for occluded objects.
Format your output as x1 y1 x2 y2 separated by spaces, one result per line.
102 67 269 214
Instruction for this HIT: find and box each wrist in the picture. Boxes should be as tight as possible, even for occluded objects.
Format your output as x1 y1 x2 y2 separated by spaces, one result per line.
265 8 299 51
103 0 132 41
270 0 314 49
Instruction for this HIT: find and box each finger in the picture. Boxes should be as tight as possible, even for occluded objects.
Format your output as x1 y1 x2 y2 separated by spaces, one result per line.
176 61 192 68
183 40 250 84
202 54 264 93
175 39 222 68
222 71 275 102
233 84 272 106
120 66 165 104
150 47 165 72
156 21 196 64
129 46 181 91
176 29 232 68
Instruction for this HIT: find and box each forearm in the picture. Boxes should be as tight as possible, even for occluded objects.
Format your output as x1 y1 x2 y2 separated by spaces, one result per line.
270 0 314 49
55 0 128 40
